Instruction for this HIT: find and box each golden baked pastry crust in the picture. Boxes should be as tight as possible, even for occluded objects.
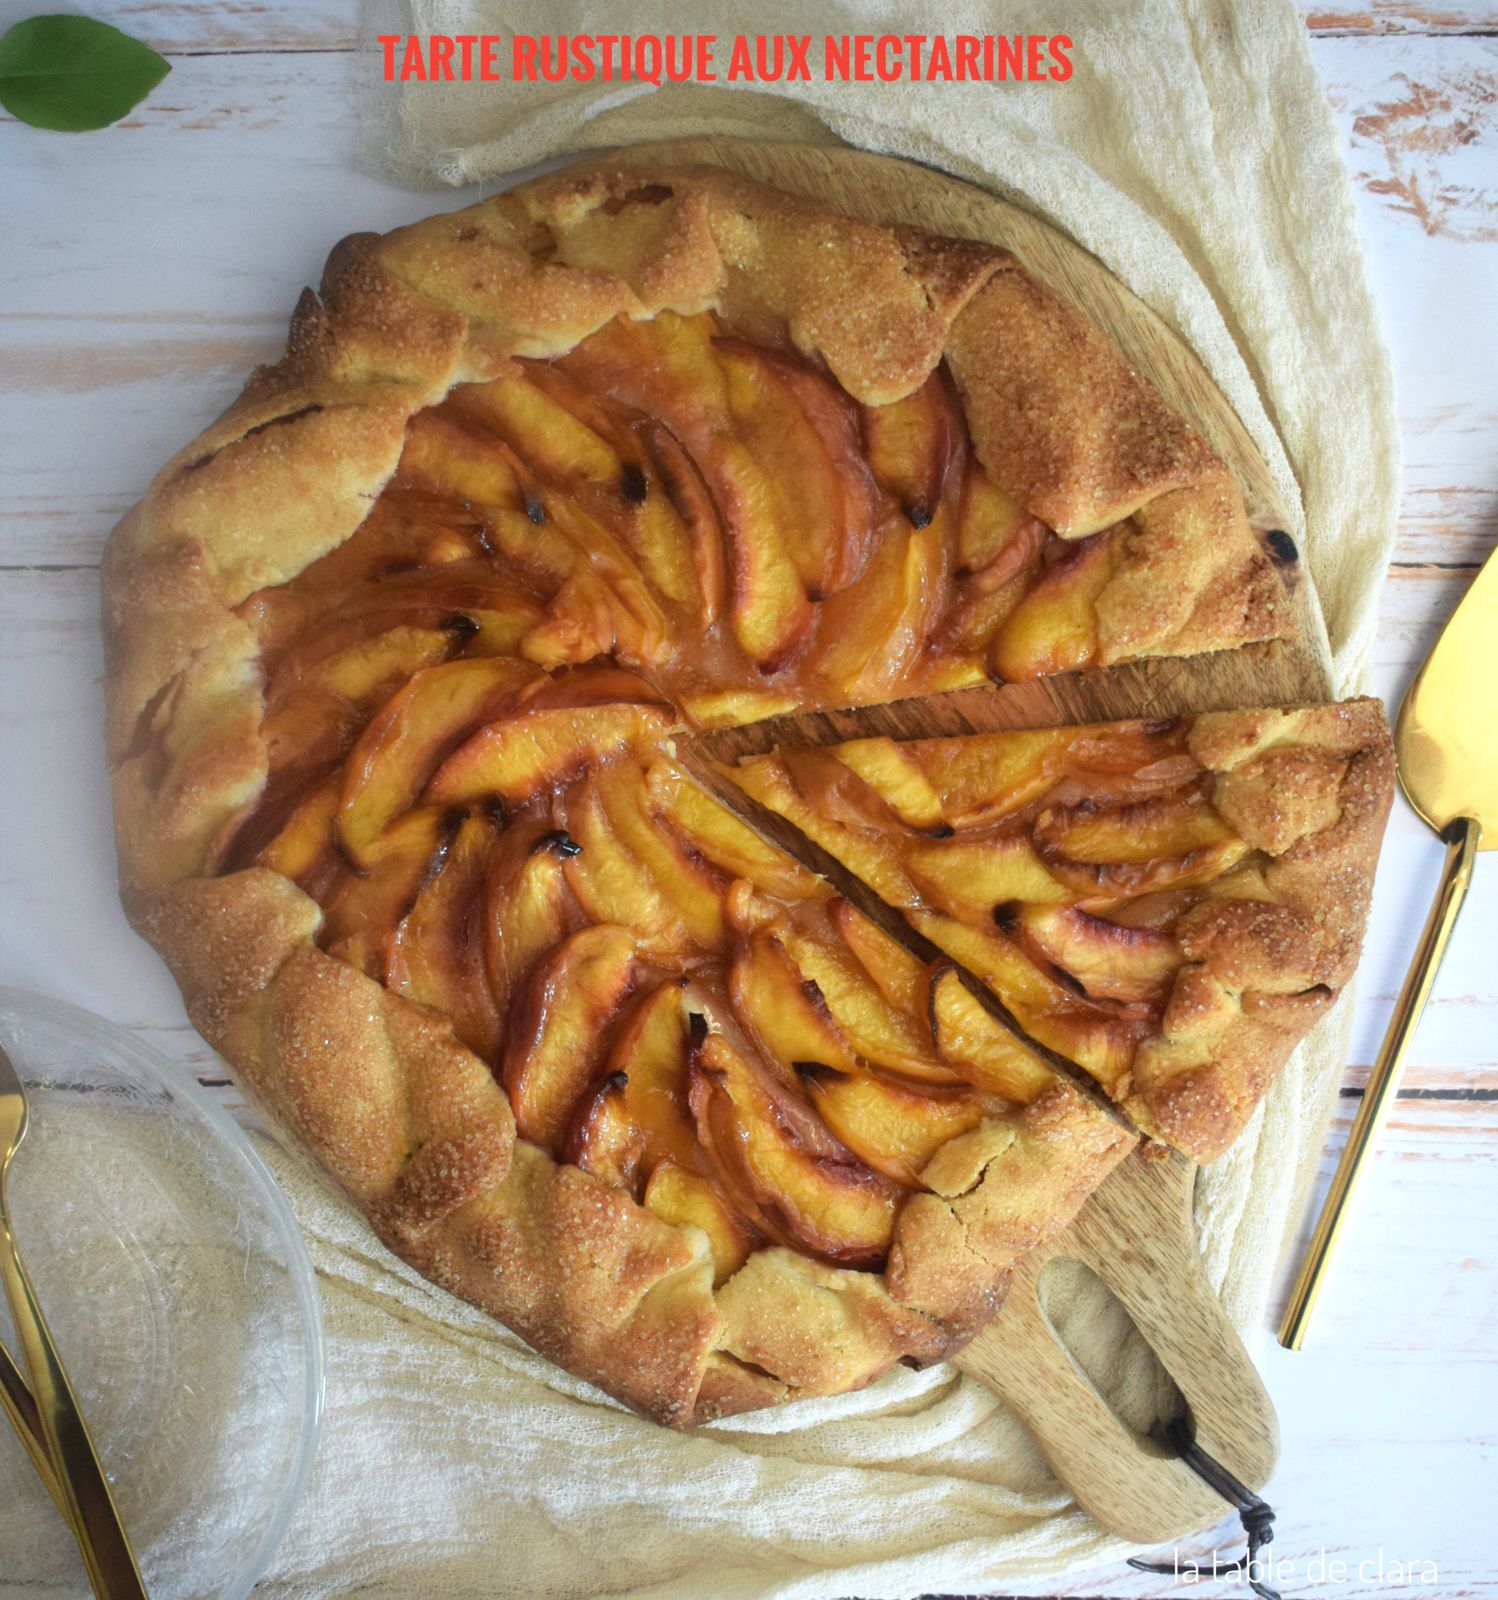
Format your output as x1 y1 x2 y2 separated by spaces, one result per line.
102 159 1329 1424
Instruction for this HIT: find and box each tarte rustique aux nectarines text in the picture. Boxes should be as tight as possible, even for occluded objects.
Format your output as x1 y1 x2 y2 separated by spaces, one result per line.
378 33 1074 85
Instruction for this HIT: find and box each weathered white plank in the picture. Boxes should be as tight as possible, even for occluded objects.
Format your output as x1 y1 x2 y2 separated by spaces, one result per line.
1303 0 1498 33
1361 561 1497 1090
1373 560 1485 671
1313 34 1498 574
0 48 482 569
0 0 357 53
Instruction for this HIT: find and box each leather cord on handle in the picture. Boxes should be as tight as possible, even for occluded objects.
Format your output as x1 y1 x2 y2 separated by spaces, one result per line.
1126 1418 1284 1600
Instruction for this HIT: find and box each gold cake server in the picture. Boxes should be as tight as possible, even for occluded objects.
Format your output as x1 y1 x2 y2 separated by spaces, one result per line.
1280 548 1496 1348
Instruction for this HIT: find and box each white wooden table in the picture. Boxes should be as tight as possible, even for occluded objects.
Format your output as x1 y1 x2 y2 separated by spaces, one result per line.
1 4 1494 1596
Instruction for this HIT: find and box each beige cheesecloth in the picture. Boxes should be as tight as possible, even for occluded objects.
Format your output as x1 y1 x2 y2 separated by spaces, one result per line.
248 2 1399 1594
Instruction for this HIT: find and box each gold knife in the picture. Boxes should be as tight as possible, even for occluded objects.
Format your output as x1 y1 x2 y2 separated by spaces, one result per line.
0 1042 150 1597
1279 547 1496 1348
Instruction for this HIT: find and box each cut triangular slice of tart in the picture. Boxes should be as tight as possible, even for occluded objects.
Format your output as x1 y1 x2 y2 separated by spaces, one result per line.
726 700 1395 1162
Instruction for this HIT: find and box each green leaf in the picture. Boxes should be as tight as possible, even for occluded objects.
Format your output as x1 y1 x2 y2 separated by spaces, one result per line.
0 13 170 131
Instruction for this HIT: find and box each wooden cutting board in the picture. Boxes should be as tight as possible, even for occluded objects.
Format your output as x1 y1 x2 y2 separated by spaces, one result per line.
635 136 1327 1544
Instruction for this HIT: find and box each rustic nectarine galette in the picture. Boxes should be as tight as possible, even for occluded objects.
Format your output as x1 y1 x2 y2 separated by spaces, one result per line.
102 161 1392 1425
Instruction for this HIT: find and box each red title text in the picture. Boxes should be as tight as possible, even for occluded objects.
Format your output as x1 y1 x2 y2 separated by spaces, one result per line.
378 33 1074 86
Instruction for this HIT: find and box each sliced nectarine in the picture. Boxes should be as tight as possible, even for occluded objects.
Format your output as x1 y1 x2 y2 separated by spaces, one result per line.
717 340 851 599
556 779 693 957
1015 905 1182 1005
645 760 817 899
481 824 577 1012
913 729 1074 828
520 666 671 714
1077 841 1254 902
989 525 1124 681
810 517 943 699
516 364 702 610
728 931 858 1077
1036 789 1234 862
773 923 955 1082
643 1159 756 1287
729 753 914 907
447 375 623 491
830 738 945 831
477 501 670 669
563 1071 646 1192
926 964 1055 1102
254 776 341 892
914 915 1143 1091
270 568 548 670
905 834 1070 917
560 313 817 666
502 924 639 1149
859 371 959 529
795 1063 985 1186
302 625 457 706
320 805 456 978
714 434 814 669
424 700 674 809
638 419 727 625
337 656 540 865
943 501 1049 657
540 497 677 665
830 900 929 1018
956 465 1029 576
689 1031 899 1267
258 685 368 793
678 689 801 730
398 409 524 508
388 811 503 1061
606 980 700 1174
594 762 727 951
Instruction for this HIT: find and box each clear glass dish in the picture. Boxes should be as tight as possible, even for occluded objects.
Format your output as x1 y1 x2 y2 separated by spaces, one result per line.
0 986 323 1599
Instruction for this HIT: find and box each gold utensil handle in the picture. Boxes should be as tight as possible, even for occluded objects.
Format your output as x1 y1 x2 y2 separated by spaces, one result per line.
1 1336 69 1517
0 1209 149 1598
1279 814 1482 1350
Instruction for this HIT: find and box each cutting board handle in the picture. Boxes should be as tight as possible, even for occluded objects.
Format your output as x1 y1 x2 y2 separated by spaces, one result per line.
953 1150 1279 1545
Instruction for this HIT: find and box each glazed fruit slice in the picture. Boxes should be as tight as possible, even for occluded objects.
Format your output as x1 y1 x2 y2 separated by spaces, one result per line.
728 930 861 1077
502 923 642 1147
318 805 458 978
388 810 504 1061
687 1028 903 1267
336 657 542 865
728 700 1395 1160
481 821 582 1016
426 694 674 807
793 1063 990 1189
641 1160 757 1287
